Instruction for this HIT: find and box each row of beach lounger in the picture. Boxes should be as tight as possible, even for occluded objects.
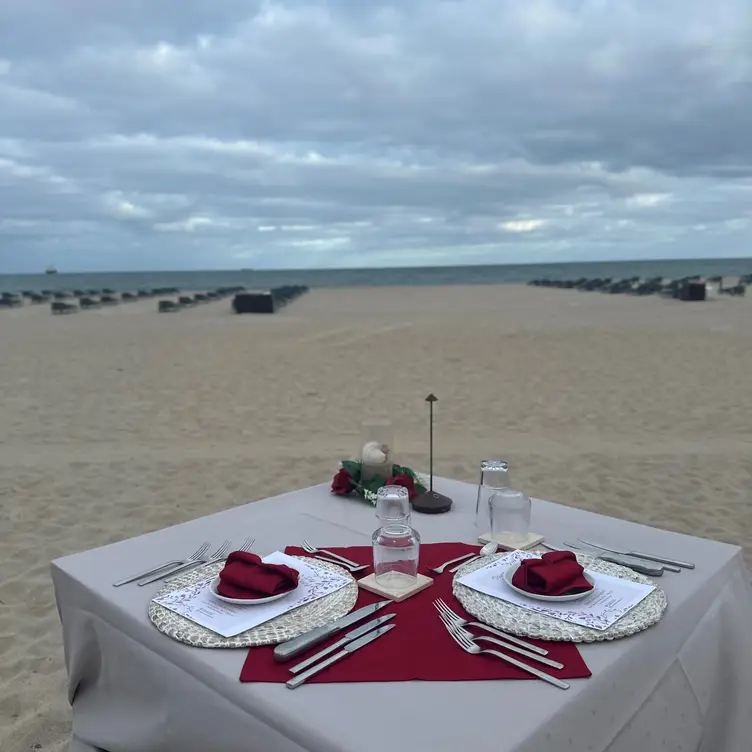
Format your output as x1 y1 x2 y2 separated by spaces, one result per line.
158 287 246 313
49 288 186 315
1 285 310 315
528 275 749 300
49 288 242 315
0 288 184 312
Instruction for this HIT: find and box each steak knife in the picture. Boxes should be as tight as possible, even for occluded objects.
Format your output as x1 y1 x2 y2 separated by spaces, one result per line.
286 623 396 689
289 613 395 674
578 539 693 570
273 600 391 662
546 542 665 577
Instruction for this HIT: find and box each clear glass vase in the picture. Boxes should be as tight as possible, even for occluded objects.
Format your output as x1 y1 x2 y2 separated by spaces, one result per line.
373 485 419 588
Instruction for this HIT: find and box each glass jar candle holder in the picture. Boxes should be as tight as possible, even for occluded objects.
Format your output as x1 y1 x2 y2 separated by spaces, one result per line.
360 418 394 481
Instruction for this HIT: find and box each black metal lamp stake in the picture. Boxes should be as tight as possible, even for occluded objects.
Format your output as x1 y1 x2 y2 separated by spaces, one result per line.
411 393 453 514
427 393 436 491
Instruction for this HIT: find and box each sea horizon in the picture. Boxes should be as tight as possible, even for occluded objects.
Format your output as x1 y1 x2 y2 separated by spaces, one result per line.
1 256 751 293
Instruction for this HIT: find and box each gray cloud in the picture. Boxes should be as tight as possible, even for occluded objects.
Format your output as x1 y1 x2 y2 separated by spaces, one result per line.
0 0 750 272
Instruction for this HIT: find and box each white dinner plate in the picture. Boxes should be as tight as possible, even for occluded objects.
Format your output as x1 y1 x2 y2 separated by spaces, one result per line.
503 563 595 602
209 577 298 605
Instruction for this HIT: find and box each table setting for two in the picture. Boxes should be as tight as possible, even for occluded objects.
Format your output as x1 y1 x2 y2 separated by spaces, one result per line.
110 480 691 692
52 454 752 752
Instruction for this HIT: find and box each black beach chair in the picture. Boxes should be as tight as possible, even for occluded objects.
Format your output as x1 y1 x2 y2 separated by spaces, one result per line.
233 291 276 314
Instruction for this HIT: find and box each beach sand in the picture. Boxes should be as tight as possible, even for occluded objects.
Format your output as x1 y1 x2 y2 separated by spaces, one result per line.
1 285 750 750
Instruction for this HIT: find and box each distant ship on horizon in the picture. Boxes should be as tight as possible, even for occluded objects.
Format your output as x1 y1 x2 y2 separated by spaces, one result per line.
45 266 58 275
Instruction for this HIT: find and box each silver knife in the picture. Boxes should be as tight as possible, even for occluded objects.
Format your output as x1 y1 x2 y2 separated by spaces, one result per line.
548 542 665 577
273 600 391 662
286 623 396 689
579 539 694 570
289 613 395 674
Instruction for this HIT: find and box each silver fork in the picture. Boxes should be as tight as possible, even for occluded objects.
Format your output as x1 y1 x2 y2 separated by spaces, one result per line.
301 540 360 568
434 598 549 656
168 536 255 581
429 552 477 574
440 618 570 690
434 606 563 669
112 542 210 587
137 539 235 586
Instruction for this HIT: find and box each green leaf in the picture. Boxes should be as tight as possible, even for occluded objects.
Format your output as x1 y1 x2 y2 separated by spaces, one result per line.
363 475 387 494
340 460 362 481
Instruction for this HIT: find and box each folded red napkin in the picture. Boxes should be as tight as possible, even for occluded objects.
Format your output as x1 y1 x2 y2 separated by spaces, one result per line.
511 551 593 596
217 551 299 600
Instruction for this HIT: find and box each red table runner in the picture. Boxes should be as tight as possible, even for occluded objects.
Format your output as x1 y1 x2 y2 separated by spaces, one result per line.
240 542 591 684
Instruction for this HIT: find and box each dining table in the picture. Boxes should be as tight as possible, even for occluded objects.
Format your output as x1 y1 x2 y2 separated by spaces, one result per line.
50 477 752 752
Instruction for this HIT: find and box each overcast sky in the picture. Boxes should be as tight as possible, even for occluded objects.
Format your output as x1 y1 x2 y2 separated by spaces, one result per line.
0 0 750 272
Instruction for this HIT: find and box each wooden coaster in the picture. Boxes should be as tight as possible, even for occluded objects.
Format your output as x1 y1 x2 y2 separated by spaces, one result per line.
477 531 544 551
357 573 434 602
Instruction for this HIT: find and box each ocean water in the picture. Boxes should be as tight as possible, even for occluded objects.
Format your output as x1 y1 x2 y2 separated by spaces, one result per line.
1 258 751 294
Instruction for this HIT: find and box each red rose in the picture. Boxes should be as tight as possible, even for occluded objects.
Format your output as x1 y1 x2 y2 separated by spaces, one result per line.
331 468 354 496
385 473 418 500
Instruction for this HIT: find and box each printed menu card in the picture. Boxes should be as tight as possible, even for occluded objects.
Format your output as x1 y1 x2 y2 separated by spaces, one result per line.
457 549 656 631
153 552 351 638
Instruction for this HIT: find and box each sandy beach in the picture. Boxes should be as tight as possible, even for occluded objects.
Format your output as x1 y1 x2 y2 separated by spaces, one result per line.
1 285 750 750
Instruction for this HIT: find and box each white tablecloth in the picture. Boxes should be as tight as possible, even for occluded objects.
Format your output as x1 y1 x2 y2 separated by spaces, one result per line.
51 478 752 752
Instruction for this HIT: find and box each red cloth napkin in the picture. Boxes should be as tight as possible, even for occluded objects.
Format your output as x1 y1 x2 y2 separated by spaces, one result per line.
239 543 591 684
511 551 593 596
218 551 299 600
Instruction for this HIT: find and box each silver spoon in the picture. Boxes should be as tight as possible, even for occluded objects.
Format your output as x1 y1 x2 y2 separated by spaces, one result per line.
449 540 498 573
